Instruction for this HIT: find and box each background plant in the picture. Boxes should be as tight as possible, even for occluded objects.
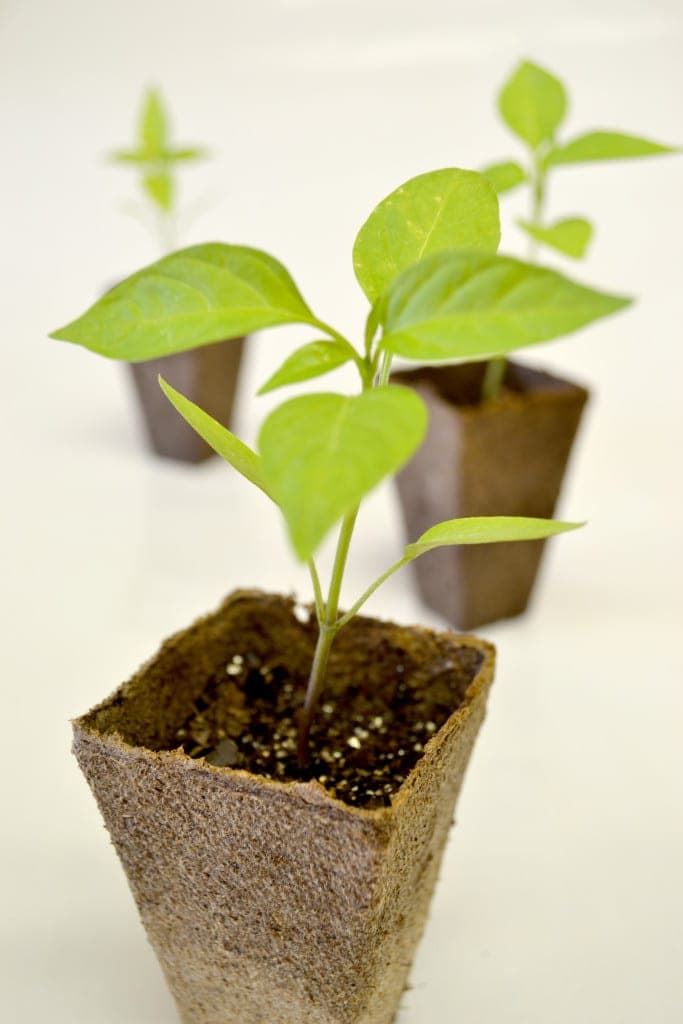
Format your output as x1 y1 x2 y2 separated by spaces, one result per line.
480 58 677 399
110 87 207 253
51 167 630 765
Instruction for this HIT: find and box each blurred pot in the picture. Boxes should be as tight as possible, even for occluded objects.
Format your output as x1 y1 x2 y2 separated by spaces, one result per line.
392 360 589 630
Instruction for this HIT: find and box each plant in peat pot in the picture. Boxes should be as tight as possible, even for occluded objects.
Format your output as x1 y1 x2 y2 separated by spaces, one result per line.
110 87 245 461
393 59 678 630
51 167 626 1024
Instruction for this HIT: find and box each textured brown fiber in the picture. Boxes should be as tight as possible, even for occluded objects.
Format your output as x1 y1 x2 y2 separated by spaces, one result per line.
129 337 245 462
393 360 589 629
73 591 495 1024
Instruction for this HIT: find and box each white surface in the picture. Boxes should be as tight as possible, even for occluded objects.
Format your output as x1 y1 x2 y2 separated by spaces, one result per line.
2 1 682 1020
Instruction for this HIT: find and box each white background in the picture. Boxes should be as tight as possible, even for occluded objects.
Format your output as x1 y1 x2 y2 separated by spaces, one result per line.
2 1 682 1020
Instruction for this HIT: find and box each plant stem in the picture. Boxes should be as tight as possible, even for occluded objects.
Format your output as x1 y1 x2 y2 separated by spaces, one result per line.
481 357 506 402
307 558 325 625
377 349 393 387
335 555 410 631
298 508 359 766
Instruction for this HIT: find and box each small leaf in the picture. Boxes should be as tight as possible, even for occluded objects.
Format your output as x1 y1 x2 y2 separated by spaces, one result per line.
258 340 354 395
381 249 630 362
548 130 679 165
353 168 500 304
51 243 317 361
168 146 208 162
259 387 427 560
481 160 527 194
499 60 567 148
159 378 273 499
517 217 593 259
109 149 149 164
405 516 583 559
143 171 173 211
139 88 168 160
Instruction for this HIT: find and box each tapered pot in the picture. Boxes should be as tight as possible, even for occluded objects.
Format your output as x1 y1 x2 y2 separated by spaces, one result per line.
73 590 495 1024
393 360 589 630
128 337 245 462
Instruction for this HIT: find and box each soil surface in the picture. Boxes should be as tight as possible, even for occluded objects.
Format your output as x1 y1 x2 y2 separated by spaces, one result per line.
173 627 482 809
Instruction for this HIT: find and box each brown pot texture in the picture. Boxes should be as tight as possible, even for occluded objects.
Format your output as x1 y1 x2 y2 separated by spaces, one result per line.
392 360 589 630
128 337 245 462
73 590 495 1024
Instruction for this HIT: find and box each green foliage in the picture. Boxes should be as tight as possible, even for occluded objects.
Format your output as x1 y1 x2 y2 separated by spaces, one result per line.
159 378 273 499
53 164 603 757
50 244 316 360
548 130 679 165
517 217 593 259
498 60 567 149
404 516 582 558
258 388 427 561
110 87 207 234
481 160 527 194
353 168 500 304
258 340 355 395
380 250 629 361
487 58 677 264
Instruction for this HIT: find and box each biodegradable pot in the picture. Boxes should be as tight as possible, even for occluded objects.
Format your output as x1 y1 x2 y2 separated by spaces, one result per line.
73 590 495 1024
393 360 589 630
128 337 245 462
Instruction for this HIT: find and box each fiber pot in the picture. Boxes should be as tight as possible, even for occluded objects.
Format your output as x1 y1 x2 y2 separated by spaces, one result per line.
73 590 495 1024
128 337 245 462
393 360 589 630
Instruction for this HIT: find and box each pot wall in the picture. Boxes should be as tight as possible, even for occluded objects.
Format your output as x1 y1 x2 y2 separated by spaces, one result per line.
129 337 245 462
73 591 494 1024
393 361 589 629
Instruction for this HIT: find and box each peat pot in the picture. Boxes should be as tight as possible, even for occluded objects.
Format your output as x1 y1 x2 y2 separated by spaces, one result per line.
128 337 245 462
73 590 495 1024
393 360 589 630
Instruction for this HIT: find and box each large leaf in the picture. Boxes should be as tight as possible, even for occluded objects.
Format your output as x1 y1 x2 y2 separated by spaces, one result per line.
259 387 427 560
353 168 500 304
159 378 273 499
381 250 630 362
258 340 355 395
140 88 168 160
548 130 678 166
499 60 567 148
405 516 582 559
51 243 317 361
517 217 593 259
481 160 527 194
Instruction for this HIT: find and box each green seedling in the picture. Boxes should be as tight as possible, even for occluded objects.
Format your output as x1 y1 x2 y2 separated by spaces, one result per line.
52 167 629 766
481 58 677 400
110 87 208 252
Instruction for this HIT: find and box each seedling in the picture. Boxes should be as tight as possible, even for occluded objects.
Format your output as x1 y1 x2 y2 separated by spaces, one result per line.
480 58 677 399
51 167 630 766
110 87 207 253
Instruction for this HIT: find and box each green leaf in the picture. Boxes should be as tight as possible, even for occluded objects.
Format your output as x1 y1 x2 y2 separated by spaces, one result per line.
140 88 168 160
405 516 583 559
258 340 354 395
548 130 679 166
381 249 630 362
168 146 207 162
481 160 527 194
109 149 149 164
499 60 567 148
259 387 427 560
517 217 593 259
353 168 500 304
143 170 173 211
50 243 317 361
159 378 273 499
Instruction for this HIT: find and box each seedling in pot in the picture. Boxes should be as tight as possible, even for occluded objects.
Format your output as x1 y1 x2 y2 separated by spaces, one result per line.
480 58 678 400
110 87 208 254
52 166 629 767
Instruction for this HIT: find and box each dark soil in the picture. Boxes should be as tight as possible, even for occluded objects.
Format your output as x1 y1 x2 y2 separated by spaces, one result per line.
173 629 482 810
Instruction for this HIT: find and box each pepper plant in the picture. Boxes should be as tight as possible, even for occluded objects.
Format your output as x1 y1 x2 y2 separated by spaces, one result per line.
480 58 677 399
51 167 630 765
110 87 208 253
